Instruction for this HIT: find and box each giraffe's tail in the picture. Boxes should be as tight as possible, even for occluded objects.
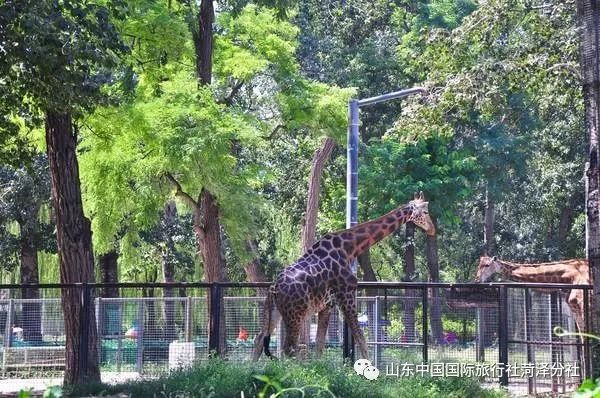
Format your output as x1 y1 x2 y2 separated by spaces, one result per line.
252 285 277 361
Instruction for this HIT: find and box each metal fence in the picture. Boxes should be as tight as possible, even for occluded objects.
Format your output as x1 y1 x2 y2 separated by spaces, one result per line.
0 282 591 395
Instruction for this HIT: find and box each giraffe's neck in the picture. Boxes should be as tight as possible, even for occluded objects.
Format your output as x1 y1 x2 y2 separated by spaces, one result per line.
336 204 413 260
496 259 583 284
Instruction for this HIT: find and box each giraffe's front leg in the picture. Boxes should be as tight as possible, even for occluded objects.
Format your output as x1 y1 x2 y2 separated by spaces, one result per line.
337 291 369 360
315 307 332 357
283 319 301 358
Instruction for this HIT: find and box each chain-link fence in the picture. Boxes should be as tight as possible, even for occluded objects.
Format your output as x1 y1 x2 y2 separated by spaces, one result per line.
0 282 590 394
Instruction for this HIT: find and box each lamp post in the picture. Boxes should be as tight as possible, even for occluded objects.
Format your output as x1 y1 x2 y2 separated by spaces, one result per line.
343 87 426 362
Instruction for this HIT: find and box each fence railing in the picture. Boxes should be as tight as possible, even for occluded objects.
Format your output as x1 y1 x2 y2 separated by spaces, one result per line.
0 281 591 394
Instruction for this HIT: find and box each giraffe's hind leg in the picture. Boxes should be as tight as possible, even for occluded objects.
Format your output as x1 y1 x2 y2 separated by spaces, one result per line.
316 307 332 357
252 308 281 361
337 290 369 360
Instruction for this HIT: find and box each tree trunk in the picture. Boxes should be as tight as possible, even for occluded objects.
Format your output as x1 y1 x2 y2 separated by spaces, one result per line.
193 189 227 352
300 136 336 349
301 137 336 251
403 222 417 342
99 250 119 337
99 251 119 298
162 201 178 341
426 218 444 344
19 218 41 343
578 0 600 377
194 0 214 85
45 110 99 385
194 190 226 282
484 185 495 256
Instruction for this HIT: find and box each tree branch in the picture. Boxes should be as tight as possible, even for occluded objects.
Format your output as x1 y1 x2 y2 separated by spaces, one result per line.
218 80 244 106
164 172 198 208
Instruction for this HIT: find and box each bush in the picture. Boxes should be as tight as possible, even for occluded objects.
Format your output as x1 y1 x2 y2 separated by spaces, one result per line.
67 359 507 398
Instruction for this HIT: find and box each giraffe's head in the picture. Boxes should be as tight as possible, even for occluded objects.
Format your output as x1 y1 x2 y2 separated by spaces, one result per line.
475 256 502 282
408 192 436 236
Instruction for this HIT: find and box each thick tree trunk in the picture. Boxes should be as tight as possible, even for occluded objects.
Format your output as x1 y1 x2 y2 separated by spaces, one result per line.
300 136 336 349
45 110 99 385
190 0 227 353
426 218 444 344
162 201 178 341
99 251 119 298
99 250 119 337
19 218 41 343
194 0 214 85
193 189 227 352
195 190 226 282
301 137 336 251
578 0 600 377
484 185 495 256
244 240 267 283
358 250 377 281
403 222 417 342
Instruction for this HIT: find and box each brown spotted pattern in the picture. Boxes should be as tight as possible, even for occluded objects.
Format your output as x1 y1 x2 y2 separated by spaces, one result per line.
253 193 435 360
475 255 589 334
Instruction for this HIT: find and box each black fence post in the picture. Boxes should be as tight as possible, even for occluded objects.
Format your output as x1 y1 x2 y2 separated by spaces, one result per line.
584 288 592 379
524 288 535 395
498 285 509 387
208 283 222 356
422 286 428 364
79 283 91 377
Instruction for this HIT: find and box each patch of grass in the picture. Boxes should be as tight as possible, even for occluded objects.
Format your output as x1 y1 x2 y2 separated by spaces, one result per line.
67 359 508 398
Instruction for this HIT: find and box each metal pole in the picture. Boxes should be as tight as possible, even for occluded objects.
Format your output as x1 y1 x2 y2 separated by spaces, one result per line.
584 288 591 379
422 287 428 364
346 99 360 234
343 87 425 363
498 286 509 387
79 284 90 377
135 300 144 374
343 99 359 362
208 283 222 356
524 288 535 395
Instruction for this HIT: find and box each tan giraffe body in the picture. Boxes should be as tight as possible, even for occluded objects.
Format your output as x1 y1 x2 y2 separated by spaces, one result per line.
253 193 435 360
475 256 589 335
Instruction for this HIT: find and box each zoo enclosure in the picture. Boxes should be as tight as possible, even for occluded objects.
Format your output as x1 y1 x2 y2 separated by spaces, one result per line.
0 281 591 394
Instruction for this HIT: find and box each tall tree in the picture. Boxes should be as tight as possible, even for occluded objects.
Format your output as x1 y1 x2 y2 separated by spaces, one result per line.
0 0 128 384
0 155 54 342
577 0 600 375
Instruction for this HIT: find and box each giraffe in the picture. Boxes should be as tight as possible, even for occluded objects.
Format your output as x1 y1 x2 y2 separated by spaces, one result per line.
475 256 589 335
252 192 436 361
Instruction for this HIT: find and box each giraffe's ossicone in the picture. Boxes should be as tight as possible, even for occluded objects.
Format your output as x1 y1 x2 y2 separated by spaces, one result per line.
253 192 435 361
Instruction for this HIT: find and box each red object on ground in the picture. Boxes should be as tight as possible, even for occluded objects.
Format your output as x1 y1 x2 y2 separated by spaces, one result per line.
238 327 249 341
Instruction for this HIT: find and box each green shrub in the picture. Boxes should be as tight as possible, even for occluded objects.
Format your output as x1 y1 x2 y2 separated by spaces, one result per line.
67 359 507 398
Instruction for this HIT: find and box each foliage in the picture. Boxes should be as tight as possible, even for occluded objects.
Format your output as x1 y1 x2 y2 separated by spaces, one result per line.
0 0 129 124
0 154 55 271
67 358 506 398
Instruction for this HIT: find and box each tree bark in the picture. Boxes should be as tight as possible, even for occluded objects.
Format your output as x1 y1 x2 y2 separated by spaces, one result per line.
301 137 336 251
483 184 495 256
45 110 99 385
194 0 214 85
577 0 600 377
99 250 119 337
99 251 119 298
194 189 226 282
244 240 267 283
426 218 444 344
403 222 417 341
19 217 41 343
